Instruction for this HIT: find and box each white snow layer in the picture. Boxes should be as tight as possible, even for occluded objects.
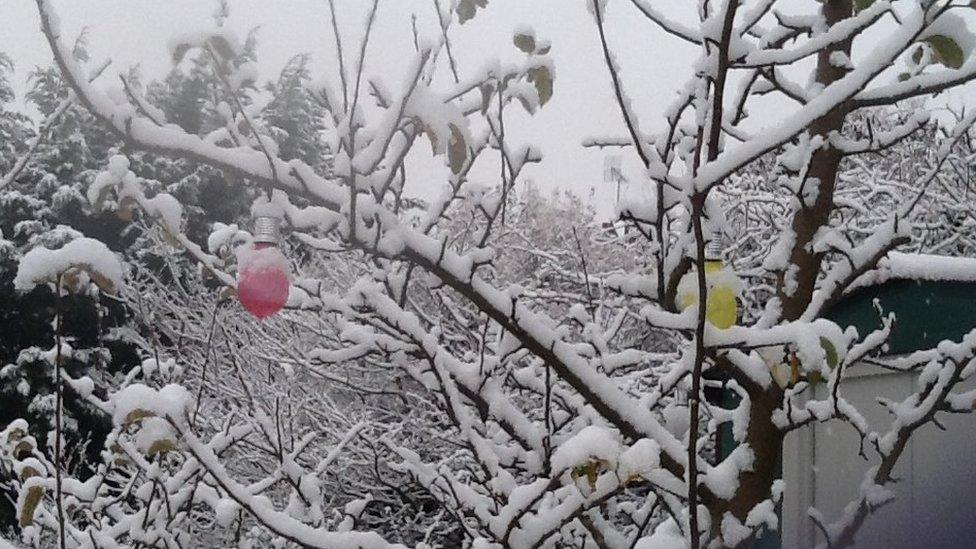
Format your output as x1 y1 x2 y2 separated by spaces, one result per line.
14 237 123 292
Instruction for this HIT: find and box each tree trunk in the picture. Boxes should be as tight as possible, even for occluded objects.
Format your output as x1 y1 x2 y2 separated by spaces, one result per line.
706 385 785 546
778 0 854 322
712 5 855 538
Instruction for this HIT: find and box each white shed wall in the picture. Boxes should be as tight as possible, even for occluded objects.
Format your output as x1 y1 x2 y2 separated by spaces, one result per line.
781 366 976 548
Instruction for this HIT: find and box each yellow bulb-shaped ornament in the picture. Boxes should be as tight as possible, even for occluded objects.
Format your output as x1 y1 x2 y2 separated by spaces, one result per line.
677 259 740 330
704 260 738 329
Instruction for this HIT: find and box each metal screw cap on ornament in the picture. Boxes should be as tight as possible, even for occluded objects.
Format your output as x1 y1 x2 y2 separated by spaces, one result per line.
237 216 290 320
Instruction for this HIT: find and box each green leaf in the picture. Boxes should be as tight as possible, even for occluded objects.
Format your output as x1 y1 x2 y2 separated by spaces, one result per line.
171 42 191 64
448 125 467 175
925 34 965 69
527 65 553 107
819 337 839 369
457 0 488 24
19 484 43 528
912 44 924 65
479 82 495 115
808 370 824 387
207 35 238 62
570 465 586 482
422 123 439 155
513 32 536 54
586 463 598 489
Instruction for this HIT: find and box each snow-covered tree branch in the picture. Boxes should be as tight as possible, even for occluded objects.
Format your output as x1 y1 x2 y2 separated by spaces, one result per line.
1 0 975 547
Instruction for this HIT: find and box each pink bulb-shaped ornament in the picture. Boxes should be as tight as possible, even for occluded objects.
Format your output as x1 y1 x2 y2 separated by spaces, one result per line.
237 217 290 319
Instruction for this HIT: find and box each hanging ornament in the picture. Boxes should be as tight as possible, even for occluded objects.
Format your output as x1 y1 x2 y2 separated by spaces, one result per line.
677 236 741 329
237 215 290 320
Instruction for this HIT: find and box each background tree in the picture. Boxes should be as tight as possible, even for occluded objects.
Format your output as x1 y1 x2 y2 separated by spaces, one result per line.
0 40 141 530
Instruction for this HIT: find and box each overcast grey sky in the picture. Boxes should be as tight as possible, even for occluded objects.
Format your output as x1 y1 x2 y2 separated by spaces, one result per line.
1 1 972 218
0 1 704 218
